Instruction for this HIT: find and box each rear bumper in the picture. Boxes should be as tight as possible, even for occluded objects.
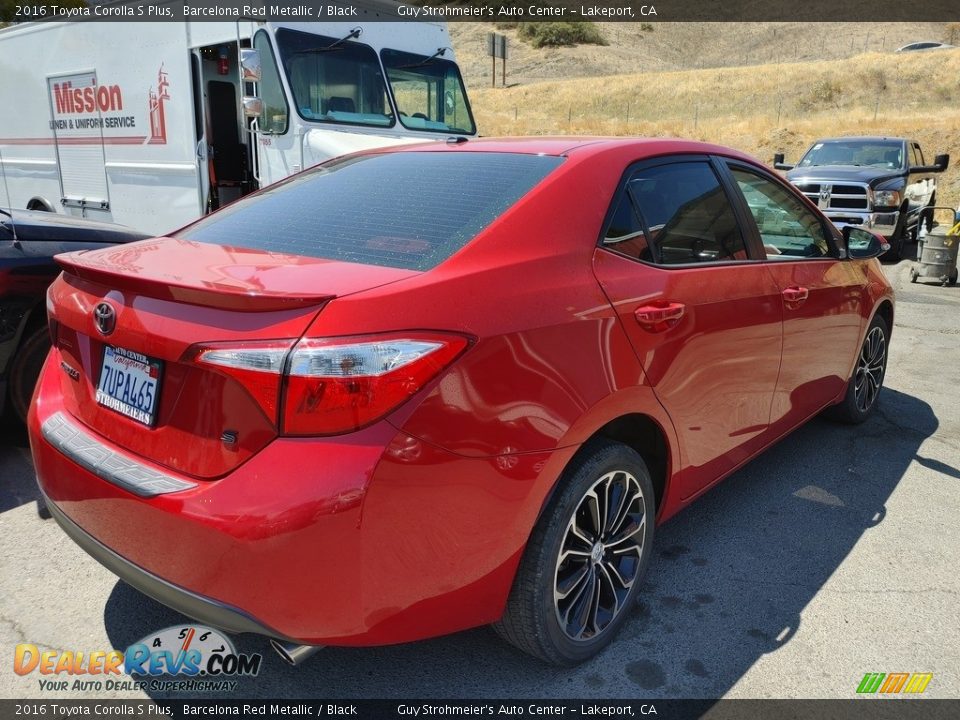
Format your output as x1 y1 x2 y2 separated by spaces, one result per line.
43 492 297 641
29 350 565 646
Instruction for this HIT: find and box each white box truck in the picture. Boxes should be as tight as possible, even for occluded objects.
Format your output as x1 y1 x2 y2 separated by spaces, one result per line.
0 4 477 235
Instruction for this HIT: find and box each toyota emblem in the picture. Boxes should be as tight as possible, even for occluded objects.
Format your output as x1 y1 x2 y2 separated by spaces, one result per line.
93 301 116 336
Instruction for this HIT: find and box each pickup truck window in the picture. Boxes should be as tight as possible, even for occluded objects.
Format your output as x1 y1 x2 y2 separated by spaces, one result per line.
798 141 903 170
911 144 924 167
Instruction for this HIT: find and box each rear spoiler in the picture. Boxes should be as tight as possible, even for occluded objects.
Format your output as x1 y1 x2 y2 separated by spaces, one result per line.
55 241 334 312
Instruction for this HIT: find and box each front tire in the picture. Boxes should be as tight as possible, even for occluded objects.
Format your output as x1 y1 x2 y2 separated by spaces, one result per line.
827 315 889 424
885 212 907 262
494 439 655 665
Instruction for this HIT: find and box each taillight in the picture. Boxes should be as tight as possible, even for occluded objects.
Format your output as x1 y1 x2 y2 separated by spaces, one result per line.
189 332 468 435
282 332 468 436
192 339 296 420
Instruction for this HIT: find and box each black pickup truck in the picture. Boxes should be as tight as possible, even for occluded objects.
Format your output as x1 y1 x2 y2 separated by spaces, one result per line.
1 209 148 426
774 136 949 260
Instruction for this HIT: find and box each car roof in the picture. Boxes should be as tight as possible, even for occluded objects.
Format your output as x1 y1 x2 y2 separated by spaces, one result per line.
381 136 760 164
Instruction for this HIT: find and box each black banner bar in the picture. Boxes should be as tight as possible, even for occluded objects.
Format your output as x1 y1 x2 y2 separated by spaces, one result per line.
1 700 959 720
3 0 960 23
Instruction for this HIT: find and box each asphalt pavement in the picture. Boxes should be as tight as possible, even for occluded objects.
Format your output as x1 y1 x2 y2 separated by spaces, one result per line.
1 258 958 701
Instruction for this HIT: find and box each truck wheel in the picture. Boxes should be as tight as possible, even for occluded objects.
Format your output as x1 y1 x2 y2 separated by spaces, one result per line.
7 326 51 425
885 212 907 262
949 268 958 286
924 195 936 233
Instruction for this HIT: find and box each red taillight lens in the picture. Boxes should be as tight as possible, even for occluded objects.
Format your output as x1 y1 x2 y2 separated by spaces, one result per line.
191 339 296 420
282 332 469 436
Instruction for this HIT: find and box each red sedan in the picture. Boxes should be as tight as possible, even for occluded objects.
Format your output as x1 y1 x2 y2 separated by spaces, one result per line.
30 138 893 666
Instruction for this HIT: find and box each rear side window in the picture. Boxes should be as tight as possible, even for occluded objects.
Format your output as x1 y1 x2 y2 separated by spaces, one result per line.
628 162 747 265
602 191 651 262
178 152 563 271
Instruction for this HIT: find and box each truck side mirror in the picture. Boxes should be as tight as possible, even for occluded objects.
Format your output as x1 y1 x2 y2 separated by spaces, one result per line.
242 96 263 118
773 153 794 171
843 226 889 260
240 49 262 83
934 153 950 171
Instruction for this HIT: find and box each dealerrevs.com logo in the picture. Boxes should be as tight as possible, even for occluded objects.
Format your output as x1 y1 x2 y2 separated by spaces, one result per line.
14 625 262 693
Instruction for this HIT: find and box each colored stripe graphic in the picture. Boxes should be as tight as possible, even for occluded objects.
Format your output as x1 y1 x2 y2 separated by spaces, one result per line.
857 673 885 693
903 673 933 694
879 673 910 693
857 672 933 694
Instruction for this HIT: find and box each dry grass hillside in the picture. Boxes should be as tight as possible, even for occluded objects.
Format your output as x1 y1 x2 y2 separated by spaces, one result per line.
452 25 960 204
449 22 953 86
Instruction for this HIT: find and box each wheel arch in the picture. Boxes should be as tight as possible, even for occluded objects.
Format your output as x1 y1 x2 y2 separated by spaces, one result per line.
26 197 56 213
537 403 678 528
873 298 894 340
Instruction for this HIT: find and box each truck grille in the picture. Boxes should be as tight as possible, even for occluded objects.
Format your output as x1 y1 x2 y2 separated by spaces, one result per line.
794 181 870 213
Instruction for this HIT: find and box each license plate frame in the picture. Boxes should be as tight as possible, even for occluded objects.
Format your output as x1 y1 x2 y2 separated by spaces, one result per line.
95 345 163 427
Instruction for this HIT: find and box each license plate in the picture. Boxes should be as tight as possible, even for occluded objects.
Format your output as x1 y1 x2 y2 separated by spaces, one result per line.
95 346 162 427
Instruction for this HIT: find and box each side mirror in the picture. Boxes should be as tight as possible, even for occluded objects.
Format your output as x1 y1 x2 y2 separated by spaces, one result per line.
773 153 794 171
241 96 263 118
843 226 889 260
240 49 262 83
934 153 950 171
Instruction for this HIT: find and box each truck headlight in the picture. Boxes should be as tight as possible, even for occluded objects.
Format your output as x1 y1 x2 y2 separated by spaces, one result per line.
872 190 901 208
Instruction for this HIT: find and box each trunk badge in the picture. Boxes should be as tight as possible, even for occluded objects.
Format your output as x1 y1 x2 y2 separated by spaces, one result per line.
60 361 80 381
221 430 239 450
93 301 116 336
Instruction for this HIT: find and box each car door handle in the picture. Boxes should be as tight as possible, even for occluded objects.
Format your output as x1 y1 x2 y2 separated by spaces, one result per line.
782 286 809 304
634 302 686 332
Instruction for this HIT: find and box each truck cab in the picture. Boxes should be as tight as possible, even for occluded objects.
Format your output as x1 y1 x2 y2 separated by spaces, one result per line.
774 137 949 259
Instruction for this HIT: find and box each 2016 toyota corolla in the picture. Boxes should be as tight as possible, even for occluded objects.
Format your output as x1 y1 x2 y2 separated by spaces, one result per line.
30 138 893 666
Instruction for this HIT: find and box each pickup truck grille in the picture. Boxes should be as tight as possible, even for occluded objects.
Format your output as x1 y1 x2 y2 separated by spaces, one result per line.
794 181 870 212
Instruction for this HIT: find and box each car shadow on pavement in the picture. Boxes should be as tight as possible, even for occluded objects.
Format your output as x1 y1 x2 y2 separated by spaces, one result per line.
100 386 936 700
0 415 40 515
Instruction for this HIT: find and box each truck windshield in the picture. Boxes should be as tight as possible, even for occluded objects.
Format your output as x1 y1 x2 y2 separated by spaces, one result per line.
275 28 394 128
797 141 904 169
381 49 476 135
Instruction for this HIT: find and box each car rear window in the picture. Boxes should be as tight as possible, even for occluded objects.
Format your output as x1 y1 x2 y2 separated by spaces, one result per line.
178 152 564 271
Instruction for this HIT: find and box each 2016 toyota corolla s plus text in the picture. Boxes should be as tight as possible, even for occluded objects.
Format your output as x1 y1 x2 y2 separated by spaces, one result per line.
30 138 894 666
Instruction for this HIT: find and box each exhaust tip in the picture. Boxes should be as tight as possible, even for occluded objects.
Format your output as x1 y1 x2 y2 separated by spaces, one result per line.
270 639 323 666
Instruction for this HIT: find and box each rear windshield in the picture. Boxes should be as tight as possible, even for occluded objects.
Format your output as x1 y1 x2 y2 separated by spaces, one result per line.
178 152 563 271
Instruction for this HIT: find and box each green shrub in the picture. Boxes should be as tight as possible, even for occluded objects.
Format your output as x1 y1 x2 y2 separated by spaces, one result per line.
517 22 607 48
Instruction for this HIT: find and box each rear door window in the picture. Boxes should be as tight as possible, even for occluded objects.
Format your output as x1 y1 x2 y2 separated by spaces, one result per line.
178 152 563 270
624 161 749 265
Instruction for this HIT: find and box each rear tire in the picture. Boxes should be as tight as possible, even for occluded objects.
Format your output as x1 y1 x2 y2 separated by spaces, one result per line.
924 195 936 233
494 439 655 665
826 315 888 425
7 326 51 426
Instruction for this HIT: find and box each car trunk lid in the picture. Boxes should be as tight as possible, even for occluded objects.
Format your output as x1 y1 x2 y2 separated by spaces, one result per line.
49 238 419 479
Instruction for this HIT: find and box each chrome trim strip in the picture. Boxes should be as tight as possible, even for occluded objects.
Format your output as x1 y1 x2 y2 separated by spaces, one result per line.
41 412 196 497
